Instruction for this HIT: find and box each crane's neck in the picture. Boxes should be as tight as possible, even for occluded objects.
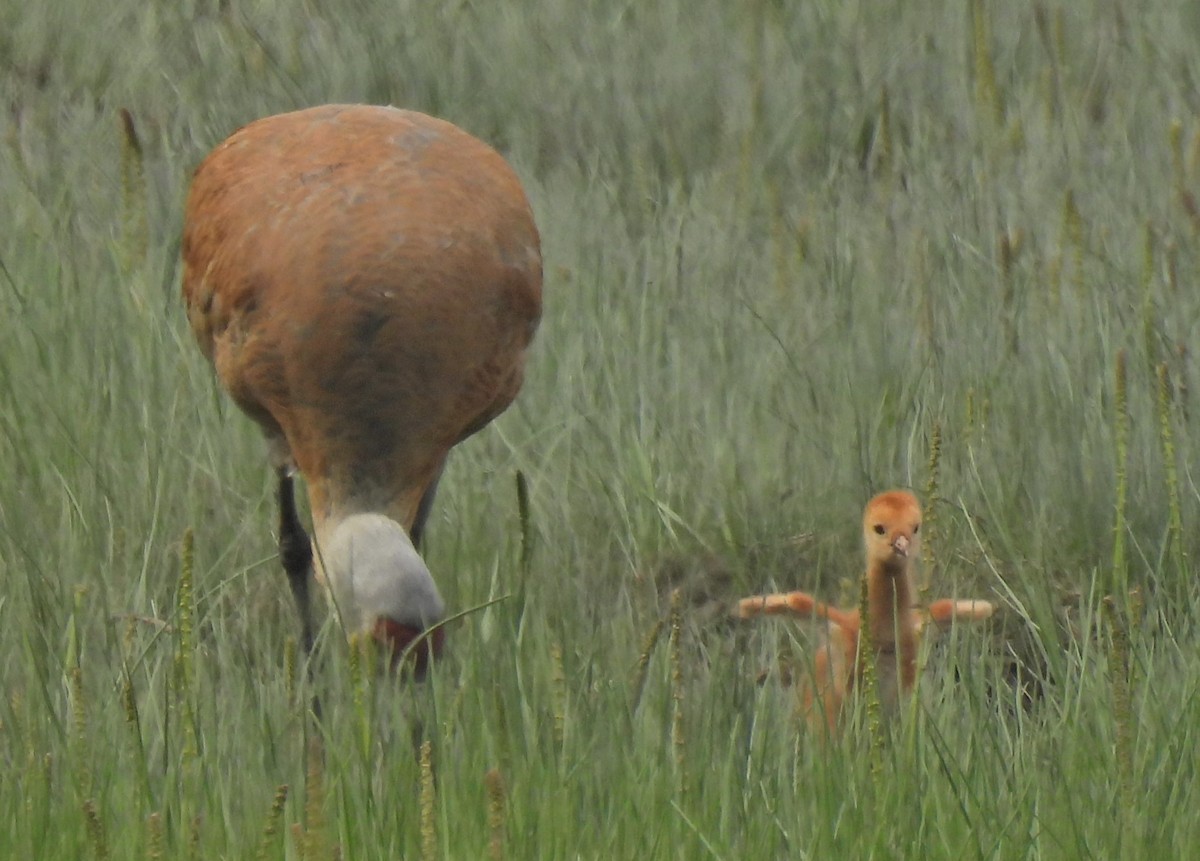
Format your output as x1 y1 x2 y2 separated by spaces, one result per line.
309 473 427 541
866 560 918 652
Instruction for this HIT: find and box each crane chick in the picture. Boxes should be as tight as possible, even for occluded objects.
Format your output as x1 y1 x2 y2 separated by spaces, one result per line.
181 105 542 672
737 490 993 731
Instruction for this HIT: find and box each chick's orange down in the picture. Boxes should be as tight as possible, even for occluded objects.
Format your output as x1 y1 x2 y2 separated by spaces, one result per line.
737 491 993 730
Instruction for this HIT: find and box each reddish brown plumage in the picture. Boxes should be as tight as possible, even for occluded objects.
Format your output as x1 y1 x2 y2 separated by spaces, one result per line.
182 105 542 648
737 490 994 732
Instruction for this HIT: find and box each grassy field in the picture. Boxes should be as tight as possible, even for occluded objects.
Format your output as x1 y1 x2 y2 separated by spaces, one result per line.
2 0 1200 857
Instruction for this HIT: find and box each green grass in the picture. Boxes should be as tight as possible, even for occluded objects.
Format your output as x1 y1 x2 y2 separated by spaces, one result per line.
2 0 1200 856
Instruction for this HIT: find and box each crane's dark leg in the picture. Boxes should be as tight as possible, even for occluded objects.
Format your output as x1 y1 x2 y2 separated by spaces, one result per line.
410 465 444 551
277 467 316 654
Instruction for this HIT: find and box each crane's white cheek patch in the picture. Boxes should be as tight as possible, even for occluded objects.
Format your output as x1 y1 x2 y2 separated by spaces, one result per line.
322 513 446 638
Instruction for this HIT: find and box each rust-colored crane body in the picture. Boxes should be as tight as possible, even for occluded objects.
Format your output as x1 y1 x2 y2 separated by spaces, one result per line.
182 104 542 666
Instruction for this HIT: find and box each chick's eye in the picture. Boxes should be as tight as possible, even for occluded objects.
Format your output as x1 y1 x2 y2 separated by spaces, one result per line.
913 523 920 533
873 524 885 535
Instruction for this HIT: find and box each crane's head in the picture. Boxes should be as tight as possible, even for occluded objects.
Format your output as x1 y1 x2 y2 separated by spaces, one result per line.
862 490 922 574
320 513 446 675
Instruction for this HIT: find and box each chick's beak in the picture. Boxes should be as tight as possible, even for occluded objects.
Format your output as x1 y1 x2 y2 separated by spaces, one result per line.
891 534 910 558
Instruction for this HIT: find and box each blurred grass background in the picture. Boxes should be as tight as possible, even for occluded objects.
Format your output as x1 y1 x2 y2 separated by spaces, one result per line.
1 0 1199 857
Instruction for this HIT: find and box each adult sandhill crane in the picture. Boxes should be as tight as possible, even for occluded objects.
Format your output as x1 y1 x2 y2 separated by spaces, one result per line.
181 104 542 672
